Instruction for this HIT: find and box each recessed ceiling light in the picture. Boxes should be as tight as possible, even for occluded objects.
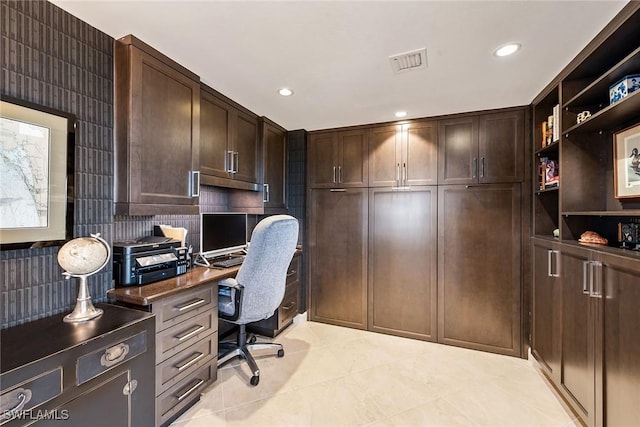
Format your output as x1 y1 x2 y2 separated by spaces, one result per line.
395 111 407 118
494 43 521 57
278 88 293 96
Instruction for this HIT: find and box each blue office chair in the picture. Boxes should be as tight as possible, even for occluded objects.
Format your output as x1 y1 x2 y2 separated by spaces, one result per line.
217 215 299 386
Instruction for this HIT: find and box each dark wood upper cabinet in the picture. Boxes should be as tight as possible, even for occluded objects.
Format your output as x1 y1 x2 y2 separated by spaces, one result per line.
308 129 367 188
437 184 522 356
200 85 260 191
114 35 200 215
369 120 437 187
262 117 287 213
438 109 524 184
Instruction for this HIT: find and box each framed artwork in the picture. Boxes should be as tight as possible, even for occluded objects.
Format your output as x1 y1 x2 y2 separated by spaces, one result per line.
0 96 76 249
614 123 640 199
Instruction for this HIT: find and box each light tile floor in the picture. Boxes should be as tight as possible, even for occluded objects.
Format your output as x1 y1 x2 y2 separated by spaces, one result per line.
171 317 580 427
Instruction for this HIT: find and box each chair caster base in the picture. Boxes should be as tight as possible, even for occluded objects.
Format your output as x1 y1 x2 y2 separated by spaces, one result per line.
250 375 260 386
277 349 285 358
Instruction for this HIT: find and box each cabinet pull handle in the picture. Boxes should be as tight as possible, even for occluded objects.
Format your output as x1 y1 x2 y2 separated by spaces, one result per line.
332 166 337 183
264 183 270 203
175 352 205 372
480 157 485 178
590 261 602 298
233 151 239 173
330 188 346 192
6 389 32 413
338 165 343 183
472 158 478 178
175 298 205 312
547 250 553 277
402 162 407 184
582 261 590 295
191 171 200 197
552 250 561 277
175 325 205 342
286 270 297 277
282 302 296 310
176 379 205 401
101 343 130 367
396 163 400 186
225 150 232 173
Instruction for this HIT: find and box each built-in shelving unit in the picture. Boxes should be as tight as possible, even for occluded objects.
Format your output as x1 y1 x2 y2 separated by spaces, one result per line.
532 3 640 251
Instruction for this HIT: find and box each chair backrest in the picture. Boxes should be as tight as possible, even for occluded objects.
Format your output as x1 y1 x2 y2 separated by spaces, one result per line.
235 215 299 324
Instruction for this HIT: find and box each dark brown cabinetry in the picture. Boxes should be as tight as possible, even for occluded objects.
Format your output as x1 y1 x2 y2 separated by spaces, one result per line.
438 109 524 185
437 184 522 356
114 35 200 215
309 188 368 329
368 187 437 341
200 85 260 191
249 252 301 337
531 237 562 384
0 305 155 427
261 118 288 212
308 129 368 188
368 121 438 187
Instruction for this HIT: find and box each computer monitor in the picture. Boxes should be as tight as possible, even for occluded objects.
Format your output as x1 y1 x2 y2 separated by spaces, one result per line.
199 212 247 259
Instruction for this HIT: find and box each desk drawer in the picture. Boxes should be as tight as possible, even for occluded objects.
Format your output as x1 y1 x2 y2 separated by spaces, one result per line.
0 368 62 424
157 364 213 427
156 332 216 397
76 331 148 385
278 284 299 330
157 311 214 362
286 256 301 286
153 287 214 332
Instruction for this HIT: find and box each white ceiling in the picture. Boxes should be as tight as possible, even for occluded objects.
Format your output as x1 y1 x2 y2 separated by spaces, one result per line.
51 0 628 131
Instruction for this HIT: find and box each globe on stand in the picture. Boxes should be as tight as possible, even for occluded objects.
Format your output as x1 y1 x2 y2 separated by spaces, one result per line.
57 233 110 323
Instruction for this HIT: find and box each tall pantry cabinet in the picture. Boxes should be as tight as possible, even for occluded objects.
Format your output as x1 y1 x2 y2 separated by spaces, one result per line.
308 106 526 352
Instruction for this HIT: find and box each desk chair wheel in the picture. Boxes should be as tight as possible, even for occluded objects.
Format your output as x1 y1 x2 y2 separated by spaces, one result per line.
248 335 257 344
250 375 260 386
277 349 285 358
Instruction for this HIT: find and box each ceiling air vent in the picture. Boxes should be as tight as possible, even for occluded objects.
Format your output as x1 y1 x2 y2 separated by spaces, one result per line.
389 48 427 73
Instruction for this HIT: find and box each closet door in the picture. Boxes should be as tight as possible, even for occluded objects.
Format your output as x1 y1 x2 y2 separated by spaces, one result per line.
309 188 368 329
368 187 437 341
437 184 522 356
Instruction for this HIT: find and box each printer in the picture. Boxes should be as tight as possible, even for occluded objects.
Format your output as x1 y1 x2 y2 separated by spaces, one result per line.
113 236 189 287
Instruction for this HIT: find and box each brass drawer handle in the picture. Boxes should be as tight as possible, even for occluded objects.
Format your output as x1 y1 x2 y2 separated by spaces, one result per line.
176 379 205 401
175 352 205 372
5 389 32 413
175 325 205 342
174 298 206 312
101 343 130 367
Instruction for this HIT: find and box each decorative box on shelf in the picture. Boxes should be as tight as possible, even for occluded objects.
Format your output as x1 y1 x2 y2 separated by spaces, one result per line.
609 74 640 104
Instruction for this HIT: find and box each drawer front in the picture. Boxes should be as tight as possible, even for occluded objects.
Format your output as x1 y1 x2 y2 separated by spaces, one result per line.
286 256 301 286
157 311 214 362
156 332 216 396
76 331 148 385
0 368 62 424
154 286 214 332
157 364 214 427
278 284 299 330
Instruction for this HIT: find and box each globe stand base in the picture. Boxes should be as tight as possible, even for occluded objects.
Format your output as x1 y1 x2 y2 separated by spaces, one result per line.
63 276 103 323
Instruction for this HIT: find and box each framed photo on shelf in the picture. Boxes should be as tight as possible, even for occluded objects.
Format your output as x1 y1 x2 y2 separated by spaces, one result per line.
0 96 76 249
614 123 640 199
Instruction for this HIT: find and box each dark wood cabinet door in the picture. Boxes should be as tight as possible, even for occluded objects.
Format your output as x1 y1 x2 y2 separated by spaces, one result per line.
368 125 401 187
368 187 437 341
437 184 521 356
115 41 200 215
234 110 259 184
404 120 438 186
308 132 337 188
601 253 640 427
338 129 368 187
478 110 524 183
559 244 596 427
531 238 562 383
309 188 367 329
438 117 478 185
200 90 231 179
263 120 287 211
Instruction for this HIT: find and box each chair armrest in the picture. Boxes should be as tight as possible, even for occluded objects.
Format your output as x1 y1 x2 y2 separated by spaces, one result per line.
218 278 244 321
